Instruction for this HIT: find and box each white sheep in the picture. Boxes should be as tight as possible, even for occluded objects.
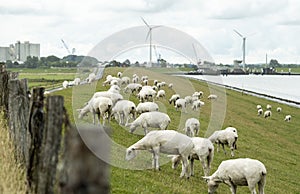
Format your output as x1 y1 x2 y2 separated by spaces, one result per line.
87 73 96 84
169 94 180 105
62 80 69 89
124 83 142 94
208 94 217 100
171 137 214 177
264 110 272 118
74 78 81 85
142 79 148 86
137 86 156 102
284 115 291 122
107 85 121 94
192 91 203 99
121 76 130 85
184 96 193 105
277 107 282 112
92 91 123 105
183 118 200 137
112 100 136 126
192 100 205 111
125 130 194 178
153 79 158 86
175 98 187 113
257 104 262 110
203 158 267 194
266 104 272 110
117 71 122 78
136 102 159 114
208 127 238 157
127 111 171 135
156 89 166 99
168 83 173 89
257 108 263 116
78 96 113 125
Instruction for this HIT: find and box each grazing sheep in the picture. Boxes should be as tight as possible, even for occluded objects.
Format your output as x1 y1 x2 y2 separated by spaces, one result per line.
124 83 142 94
62 80 69 89
175 98 187 113
117 71 122 78
153 80 158 86
277 107 282 112
171 137 214 176
203 158 267 194
121 76 130 85
73 78 81 85
126 130 194 178
208 94 217 100
128 111 171 135
136 102 159 114
92 91 123 105
257 108 263 116
208 127 238 157
284 115 291 122
183 118 200 137
184 96 193 105
112 100 136 126
78 96 113 125
192 100 205 111
107 85 121 93
264 110 272 118
157 82 164 90
266 104 272 110
132 74 139 83
257 105 262 110
152 85 158 91
137 86 156 102
192 91 203 99
142 79 148 86
87 73 96 84
156 90 166 99
169 94 180 105
168 83 173 89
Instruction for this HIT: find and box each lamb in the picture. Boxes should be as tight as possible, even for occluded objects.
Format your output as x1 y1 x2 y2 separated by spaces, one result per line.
277 107 282 112
183 118 200 137
266 104 272 110
208 127 238 157
78 96 113 125
169 94 180 105
284 115 291 122
136 102 159 114
208 94 217 100
124 83 142 94
175 98 187 113
203 158 267 194
257 108 263 116
156 89 166 99
112 100 136 126
127 111 171 135
125 130 194 178
264 110 272 118
192 100 205 111
171 137 214 176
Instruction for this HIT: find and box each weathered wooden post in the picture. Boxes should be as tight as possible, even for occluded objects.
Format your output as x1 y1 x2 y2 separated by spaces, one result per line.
0 64 10 117
37 95 64 194
27 87 45 194
59 124 111 194
8 78 30 164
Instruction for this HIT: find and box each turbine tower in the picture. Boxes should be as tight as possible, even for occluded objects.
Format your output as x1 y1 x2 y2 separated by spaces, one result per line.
141 17 161 67
233 29 246 70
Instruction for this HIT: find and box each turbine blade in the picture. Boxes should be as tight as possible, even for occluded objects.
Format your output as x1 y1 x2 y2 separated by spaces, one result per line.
152 25 162 29
233 29 243 38
141 17 150 28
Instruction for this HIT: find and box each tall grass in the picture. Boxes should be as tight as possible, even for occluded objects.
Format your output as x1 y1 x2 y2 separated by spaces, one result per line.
0 116 26 194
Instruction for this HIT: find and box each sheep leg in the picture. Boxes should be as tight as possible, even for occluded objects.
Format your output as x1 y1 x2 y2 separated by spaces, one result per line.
180 157 189 179
199 155 208 176
221 144 227 155
152 147 160 170
258 174 266 194
143 127 148 135
190 158 194 176
229 184 237 194
230 143 235 157
248 183 257 194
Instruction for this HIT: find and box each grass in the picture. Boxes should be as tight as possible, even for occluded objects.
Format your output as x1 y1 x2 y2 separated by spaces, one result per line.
53 67 300 194
276 67 300 73
0 116 26 194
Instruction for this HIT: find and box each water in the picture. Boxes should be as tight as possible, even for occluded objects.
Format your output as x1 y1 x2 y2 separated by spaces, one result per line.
182 74 300 108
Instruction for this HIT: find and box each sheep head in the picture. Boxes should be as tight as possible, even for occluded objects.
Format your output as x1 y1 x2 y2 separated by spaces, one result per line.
125 147 137 161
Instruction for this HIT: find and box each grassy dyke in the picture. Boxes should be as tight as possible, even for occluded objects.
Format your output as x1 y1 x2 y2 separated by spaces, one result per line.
52 67 300 194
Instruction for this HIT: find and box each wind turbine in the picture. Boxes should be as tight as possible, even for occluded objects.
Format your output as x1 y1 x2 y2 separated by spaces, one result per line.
141 17 161 67
233 29 246 70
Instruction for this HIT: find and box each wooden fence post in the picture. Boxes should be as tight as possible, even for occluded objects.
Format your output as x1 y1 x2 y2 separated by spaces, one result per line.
59 124 111 194
0 68 10 117
27 87 45 194
37 96 64 194
8 78 30 164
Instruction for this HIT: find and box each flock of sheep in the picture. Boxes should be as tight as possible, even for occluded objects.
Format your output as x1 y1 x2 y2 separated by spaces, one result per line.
257 104 292 122
75 70 269 194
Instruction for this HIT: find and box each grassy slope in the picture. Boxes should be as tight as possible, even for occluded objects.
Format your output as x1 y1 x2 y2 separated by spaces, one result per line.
53 67 300 194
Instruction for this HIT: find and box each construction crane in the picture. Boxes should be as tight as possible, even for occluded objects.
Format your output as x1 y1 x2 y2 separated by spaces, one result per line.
61 39 75 55
153 45 161 66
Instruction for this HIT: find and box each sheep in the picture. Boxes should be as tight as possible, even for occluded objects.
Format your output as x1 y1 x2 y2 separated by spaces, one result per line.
127 111 171 135
168 83 173 89
171 137 214 176
136 102 159 114
257 108 263 116
203 158 267 194
157 82 164 90
169 94 180 105
175 98 187 113
208 127 238 157
277 107 282 112
117 71 122 78
74 78 81 85
124 83 142 94
192 91 203 99
132 74 139 83
264 110 272 118
156 89 166 99
256 105 262 110
62 80 69 89
142 79 148 86
284 115 291 122
92 91 123 105
153 79 158 86
107 85 121 94
121 76 130 85
125 130 194 178
266 104 272 110
141 75 148 81
78 96 113 125
112 100 136 126
87 73 96 84
208 94 217 100
137 86 156 102
152 85 158 91
183 118 200 137
184 96 193 105
192 100 205 111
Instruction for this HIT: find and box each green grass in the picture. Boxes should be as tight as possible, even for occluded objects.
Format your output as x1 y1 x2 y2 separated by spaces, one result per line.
52 67 300 193
276 67 300 73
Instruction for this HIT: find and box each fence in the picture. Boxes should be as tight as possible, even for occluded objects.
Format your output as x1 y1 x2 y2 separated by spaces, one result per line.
0 65 110 194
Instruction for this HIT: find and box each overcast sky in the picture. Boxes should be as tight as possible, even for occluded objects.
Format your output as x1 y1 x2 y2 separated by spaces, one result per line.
1 0 300 64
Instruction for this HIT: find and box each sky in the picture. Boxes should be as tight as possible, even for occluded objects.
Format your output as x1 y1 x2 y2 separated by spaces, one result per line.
1 0 300 64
